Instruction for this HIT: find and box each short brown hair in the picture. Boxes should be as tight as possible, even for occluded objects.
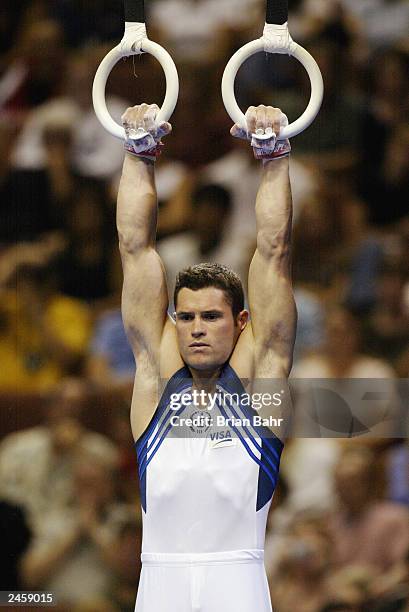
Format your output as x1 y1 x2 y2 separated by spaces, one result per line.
174 263 244 317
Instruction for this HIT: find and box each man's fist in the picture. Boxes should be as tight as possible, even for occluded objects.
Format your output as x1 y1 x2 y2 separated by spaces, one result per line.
231 105 291 161
121 103 172 160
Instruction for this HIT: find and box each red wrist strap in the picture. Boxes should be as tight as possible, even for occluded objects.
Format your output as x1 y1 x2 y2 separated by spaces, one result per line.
252 139 291 161
124 142 164 161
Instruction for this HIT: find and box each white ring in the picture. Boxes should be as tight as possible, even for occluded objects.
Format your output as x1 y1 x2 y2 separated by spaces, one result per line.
222 39 323 139
92 39 179 139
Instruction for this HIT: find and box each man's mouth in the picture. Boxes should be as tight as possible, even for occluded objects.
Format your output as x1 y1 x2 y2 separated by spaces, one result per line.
189 342 209 347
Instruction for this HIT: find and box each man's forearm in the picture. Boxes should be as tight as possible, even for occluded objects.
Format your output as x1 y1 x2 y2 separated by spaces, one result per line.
117 153 157 252
255 157 292 259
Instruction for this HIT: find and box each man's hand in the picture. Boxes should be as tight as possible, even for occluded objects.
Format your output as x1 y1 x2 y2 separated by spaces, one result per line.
230 105 291 161
122 103 172 161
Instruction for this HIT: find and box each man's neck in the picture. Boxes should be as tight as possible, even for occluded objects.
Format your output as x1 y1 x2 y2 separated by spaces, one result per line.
189 366 222 393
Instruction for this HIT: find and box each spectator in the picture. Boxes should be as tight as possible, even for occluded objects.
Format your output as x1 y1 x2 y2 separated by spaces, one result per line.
279 438 341 515
0 243 90 392
293 306 396 379
327 446 409 573
287 307 396 513
0 249 91 391
319 564 375 611
0 378 118 523
270 516 333 612
365 261 409 364
0 103 76 244
11 47 126 181
21 451 130 607
87 309 135 388
0 18 66 119
56 177 116 302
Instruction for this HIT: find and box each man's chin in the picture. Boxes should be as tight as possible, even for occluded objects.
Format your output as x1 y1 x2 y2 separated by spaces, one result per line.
183 355 222 372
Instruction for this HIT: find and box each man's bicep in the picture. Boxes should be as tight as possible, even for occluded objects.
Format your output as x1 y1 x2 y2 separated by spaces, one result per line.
121 247 169 360
248 249 296 373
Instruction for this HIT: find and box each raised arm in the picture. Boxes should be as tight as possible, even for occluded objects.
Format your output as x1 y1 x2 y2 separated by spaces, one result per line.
117 104 170 370
245 107 297 378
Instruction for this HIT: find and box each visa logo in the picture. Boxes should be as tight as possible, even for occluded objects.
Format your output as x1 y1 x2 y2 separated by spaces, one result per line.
210 430 232 441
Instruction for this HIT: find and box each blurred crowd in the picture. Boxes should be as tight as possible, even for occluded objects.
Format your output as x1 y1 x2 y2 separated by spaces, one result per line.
0 0 408 610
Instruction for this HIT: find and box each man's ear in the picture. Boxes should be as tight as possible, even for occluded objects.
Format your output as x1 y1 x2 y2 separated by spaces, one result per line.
236 310 249 331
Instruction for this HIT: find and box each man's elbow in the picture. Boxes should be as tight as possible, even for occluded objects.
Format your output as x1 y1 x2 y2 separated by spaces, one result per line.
256 230 290 263
118 227 151 255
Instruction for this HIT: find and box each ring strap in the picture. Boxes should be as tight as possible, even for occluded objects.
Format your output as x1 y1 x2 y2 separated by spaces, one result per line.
266 0 288 24
124 0 145 23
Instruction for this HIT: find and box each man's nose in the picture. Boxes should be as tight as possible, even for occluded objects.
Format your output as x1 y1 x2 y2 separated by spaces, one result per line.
191 316 205 336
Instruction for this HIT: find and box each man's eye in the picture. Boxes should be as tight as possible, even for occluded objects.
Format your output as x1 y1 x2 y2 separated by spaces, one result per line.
203 313 220 320
177 314 193 321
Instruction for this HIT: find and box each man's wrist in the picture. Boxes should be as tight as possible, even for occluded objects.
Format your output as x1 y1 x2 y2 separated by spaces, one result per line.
253 138 291 161
124 141 163 162
260 152 291 165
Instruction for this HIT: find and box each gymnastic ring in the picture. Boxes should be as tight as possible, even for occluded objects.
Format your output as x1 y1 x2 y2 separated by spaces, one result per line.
93 0 179 138
92 39 179 140
222 38 324 140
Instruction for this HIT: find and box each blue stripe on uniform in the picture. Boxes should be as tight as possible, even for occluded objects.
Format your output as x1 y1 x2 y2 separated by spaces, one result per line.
138 402 188 480
137 385 192 466
221 394 279 477
216 399 277 492
216 365 284 511
226 391 283 465
135 366 191 512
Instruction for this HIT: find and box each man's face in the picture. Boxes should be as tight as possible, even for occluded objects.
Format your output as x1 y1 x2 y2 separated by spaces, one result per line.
175 287 247 372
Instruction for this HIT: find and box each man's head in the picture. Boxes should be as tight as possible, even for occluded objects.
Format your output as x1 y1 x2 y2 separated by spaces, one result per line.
174 263 248 372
